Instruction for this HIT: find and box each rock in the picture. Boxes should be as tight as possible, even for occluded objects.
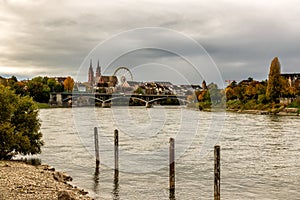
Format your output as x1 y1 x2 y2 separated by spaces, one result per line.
284 108 298 113
42 165 55 171
53 171 73 183
260 111 269 115
58 190 76 200
79 189 88 195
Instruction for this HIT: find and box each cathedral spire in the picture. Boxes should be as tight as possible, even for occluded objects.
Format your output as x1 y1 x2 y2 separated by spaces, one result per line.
96 59 101 79
88 58 94 85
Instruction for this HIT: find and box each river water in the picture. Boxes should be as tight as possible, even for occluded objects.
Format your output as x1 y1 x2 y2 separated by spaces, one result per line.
38 107 299 200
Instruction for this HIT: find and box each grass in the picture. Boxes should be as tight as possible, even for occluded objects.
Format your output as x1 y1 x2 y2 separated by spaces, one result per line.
37 102 50 109
287 99 300 108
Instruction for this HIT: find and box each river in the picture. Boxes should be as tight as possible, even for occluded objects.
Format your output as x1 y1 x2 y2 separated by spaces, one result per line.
38 107 299 199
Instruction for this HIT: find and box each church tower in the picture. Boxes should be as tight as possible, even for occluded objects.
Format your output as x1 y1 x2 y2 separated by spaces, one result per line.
88 59 94 85
95 60 101 80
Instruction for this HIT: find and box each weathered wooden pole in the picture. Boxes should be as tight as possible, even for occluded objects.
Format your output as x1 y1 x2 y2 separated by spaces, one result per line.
214 145 220 200
94 127 100 167
114 129 119 171
113 167 119 196
169 137 175 196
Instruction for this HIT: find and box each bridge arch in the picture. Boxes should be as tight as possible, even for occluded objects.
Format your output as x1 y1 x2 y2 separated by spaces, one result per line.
62 94 191 106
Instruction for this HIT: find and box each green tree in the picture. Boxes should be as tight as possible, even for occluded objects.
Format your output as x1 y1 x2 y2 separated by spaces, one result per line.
0 85 43 159
47 78 57 92
8 76 18 87
134 87 144 95
27 77 50 103
207 83 222 103
266 57 282 103
13 81 29 96
47 78 64 92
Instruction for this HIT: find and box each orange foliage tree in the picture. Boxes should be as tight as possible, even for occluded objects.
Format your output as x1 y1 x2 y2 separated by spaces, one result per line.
63 76 74 92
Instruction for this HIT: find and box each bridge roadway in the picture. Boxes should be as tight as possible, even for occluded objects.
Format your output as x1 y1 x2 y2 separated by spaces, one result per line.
50 92 190 106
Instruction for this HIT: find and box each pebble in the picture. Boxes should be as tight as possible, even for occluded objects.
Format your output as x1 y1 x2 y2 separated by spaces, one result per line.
0 161 92 200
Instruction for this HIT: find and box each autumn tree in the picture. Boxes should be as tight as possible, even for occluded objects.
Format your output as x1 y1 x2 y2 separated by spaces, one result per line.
225 87 236 100
266 57 282 103
63 76 75 92
0 85 43 159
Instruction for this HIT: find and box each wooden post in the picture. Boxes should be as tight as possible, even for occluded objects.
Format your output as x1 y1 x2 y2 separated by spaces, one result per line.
94 127 100 167
113 168 119 198
214 145 220 200
114 129 119 171
169 137 175 196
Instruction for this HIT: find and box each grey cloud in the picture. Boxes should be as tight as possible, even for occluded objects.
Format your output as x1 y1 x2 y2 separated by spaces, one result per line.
1 0 300 85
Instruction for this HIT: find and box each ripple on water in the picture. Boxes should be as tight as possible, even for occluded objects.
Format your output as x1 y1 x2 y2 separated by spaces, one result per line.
38 108 300 199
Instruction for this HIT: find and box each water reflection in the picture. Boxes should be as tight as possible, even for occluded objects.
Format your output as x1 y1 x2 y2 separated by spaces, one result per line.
169 189 175 200
113 169 120 200
93 165 100 195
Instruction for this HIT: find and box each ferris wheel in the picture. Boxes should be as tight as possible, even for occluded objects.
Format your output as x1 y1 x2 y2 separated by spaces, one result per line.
113 67 133 86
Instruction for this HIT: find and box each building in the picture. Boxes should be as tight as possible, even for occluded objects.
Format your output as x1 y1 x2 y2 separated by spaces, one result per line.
88 59 94 85
98 76 118 87
95 60 101 83
88 59 102 86
281 73 300 90
55 77 67 84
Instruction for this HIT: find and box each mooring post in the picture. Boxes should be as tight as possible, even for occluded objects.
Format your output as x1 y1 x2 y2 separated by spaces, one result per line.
113 167 119 199
94 127 100 167
169 137 175 196
114 129 119 171
214 145 220 200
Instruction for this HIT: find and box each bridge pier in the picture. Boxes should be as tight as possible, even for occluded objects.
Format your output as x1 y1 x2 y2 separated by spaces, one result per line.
49 93 62 106
57 94 62 106
145 102 152 108
102 102 111 108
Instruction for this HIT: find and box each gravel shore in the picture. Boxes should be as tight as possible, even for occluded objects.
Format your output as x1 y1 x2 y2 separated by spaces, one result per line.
0 161 92 200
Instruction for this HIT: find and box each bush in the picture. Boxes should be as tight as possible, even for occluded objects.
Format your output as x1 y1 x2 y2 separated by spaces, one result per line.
0 86 43 159
258 94 268 104
226 100 242 110
287 99 300 108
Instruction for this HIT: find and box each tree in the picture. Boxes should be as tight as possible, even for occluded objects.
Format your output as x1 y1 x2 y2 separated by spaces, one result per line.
47 78 64 92
207 83 222 103
266 57 282 102
202 80 208 90
63 76 74 92
225 87 236 100
27 77 50 103
0 85 43 159
13 81 29 96
134 87 144 95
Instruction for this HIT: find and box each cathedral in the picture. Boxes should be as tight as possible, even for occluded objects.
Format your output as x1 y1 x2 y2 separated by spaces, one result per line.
88 59 101 86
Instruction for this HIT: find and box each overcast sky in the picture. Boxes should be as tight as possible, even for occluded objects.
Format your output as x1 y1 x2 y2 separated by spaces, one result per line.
1 0 300 85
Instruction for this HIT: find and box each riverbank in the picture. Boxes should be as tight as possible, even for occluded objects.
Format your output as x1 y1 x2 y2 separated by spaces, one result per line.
0 160 92 200
227 108 299 116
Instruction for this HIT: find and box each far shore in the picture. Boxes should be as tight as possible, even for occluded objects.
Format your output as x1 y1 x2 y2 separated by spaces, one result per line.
226 108 299 116
38 102 300 116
